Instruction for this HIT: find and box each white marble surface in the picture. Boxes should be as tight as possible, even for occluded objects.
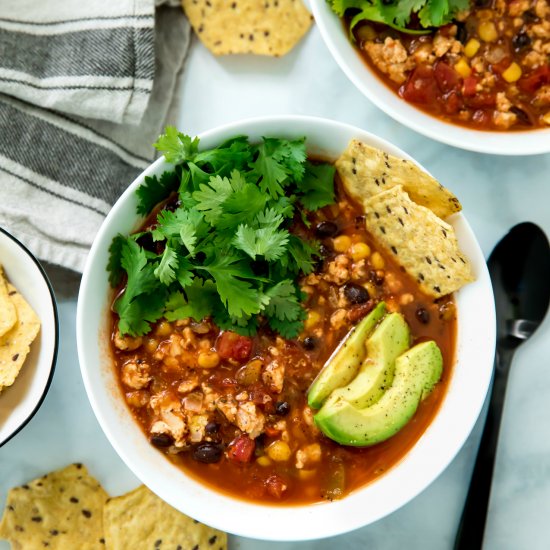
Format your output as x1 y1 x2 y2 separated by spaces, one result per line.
2 24 550 550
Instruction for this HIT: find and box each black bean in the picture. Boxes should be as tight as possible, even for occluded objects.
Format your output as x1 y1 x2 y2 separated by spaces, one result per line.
512 32 531 51
455 22 468 44
192 443 223 463
510 106 533 126
474 0 490 6
523 9 538 22
315 221 338 238
150 433 173 447
302 336 317 350
205 422 220 434
416 307 430 324
344 283 370 304
275 401 291 416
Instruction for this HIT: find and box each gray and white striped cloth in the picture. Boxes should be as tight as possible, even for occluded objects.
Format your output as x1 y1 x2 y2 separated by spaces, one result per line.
0 0 190 272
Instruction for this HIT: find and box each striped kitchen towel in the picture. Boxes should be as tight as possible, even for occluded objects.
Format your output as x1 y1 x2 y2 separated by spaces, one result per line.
0 0 190 272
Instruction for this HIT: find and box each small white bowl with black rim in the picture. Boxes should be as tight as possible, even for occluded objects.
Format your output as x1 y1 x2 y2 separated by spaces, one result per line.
0 227 58 447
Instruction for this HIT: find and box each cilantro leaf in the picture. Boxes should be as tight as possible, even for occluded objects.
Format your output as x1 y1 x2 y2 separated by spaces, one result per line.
154 126 199 165
233 224 289 262
192 175 233 224
297 161 336 211
113 239 162 335
154 244 178 285
164 278 218 322
107 234 127 287
286 235 319 275
135 171 179 216
117 292 166 336
198 254 269 317
265 280 303 321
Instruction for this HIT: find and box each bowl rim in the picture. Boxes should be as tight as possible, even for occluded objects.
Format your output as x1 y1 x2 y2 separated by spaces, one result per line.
0 226 59 447
77 115 496 540
310 0 550 156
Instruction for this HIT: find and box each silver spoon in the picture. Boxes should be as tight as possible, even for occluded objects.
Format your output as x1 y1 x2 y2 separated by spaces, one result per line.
454 222 550 549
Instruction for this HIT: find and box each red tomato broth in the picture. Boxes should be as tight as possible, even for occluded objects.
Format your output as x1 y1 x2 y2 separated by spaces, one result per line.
110 176 457 505
348 0 550 131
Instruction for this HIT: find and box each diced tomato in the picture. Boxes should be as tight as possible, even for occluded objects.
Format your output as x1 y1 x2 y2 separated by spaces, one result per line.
434 61 461 93
399 65 440 104
249 388 273 408
227 434 255 463
216 331 253 362
443 90 464 114
265 475 288 499
517 65 550 94
463 76 479 97
465 92 496 109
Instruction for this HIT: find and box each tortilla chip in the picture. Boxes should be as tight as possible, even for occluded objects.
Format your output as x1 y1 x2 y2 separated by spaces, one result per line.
182 0 313 56
103 485 227 550
0 266 17 338
0 464 108 549
336 139 462 219
0 283 40 391
364 186 474 298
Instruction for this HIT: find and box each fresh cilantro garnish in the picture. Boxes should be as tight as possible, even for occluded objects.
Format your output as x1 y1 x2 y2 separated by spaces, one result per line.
329 0 470 35
108 130 337 338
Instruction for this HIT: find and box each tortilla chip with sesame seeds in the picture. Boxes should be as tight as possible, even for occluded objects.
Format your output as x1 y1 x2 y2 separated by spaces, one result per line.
0 282 40 392
0 265 17 338
103 485 227 550
336 139 462 219
363 185 474 298
0 464 108 549
181 0 312 56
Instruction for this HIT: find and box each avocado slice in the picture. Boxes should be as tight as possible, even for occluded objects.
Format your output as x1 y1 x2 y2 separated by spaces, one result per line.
307 302 386 410
314 340 443 447
327 312 410 410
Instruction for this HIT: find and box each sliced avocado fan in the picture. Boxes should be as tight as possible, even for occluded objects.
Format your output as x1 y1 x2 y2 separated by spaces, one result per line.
314 340 443 447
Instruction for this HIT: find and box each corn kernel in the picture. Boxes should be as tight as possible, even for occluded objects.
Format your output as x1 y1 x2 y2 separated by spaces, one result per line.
145 338 158 354
333 235 352 253
197 351 220 369
298 469 316 480
304 310 321 330
155 321 172 337
257 456 272 467
370 251 385 270
543 112 550 125
399 293 414 306
454 58 472 78
478 21 498 42
464 38 481 58
350 242 371 261
267 440 292 462
502 62 522 83
356 24 377 42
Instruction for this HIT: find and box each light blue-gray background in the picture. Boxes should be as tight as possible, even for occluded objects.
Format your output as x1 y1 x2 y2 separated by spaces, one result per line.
2 26 550 550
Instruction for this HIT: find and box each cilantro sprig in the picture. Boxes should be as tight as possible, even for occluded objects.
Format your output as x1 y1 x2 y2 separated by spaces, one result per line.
329 0 470 36
107 129 336 339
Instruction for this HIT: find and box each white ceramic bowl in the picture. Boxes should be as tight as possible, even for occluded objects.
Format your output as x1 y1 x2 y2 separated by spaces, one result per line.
77 116 495 540
311 0 550 156
0 227 58 446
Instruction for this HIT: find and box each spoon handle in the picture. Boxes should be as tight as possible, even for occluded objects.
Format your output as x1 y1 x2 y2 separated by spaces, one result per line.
454 346 515 550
